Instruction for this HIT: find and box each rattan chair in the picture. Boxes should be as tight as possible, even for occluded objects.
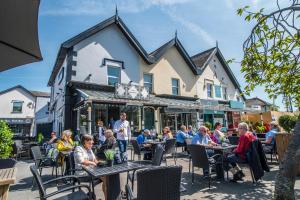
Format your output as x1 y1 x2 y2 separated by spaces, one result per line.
127 144 164 191
228 136 239 145
30 165 92 200
163 138 177 165
188 144 222 188
130 139 151 161
31 146 58 176
126 165 182 200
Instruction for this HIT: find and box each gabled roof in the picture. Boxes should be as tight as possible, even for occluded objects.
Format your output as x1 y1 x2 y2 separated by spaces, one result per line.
246 97 272 106
0 85 49 98
191 47 216 70
48 15 152 86
48 15 199 86
149 38 198 74
192 47 245 100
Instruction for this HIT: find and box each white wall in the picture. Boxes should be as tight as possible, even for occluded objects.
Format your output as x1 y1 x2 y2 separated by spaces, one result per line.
0 88 35 118
197 55 242 102
50 57 67 133
72 24 141 85
35 96 51 124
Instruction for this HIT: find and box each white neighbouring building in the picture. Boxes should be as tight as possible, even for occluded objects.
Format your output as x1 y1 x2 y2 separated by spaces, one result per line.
0 85 52 137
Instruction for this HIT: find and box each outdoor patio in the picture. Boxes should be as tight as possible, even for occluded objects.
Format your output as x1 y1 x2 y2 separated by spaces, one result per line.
8 151 300 200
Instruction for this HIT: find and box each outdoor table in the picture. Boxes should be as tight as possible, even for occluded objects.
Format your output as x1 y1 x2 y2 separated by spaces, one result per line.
83 162 147 200
0 168 16 200
202 144 237 180
143 140 165 157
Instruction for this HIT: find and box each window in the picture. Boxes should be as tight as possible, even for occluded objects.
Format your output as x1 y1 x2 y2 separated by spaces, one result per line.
215 85 222 98
107 65 121 86
222 87 228 100
171 78 179 95
58 67 64 84
12 101 23 113
207 83 213 98
143 73 153 93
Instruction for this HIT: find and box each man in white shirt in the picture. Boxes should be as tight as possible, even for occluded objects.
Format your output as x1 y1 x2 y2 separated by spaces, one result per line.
113 112 131 161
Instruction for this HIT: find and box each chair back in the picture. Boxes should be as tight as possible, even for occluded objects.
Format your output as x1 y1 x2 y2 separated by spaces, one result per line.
68 151 76 175
31 146 43 166
228 136 239 145
0 158 17 169
130 140 141 155
164 138 176 155
30 165 46 199
187 144 209 169
152 144 164 166
136 165 182 200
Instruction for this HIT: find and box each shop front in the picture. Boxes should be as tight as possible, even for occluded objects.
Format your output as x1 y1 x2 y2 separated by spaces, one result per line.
1 118 33 137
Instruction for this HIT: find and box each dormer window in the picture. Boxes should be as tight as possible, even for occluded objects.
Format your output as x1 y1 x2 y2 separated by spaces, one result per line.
107 66 120 86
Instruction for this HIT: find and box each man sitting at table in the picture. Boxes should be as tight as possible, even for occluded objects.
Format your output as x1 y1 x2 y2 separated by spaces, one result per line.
192 126 217 156
96 129 117 160
176 125 190 151
136 129 152 160
224 122 256 182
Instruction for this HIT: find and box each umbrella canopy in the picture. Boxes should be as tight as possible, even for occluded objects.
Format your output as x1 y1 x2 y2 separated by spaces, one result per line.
0 0 43 72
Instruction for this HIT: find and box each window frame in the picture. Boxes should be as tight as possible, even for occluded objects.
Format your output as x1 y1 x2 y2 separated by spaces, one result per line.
58 67 64 85
214 85 222 98
107 65 121 86
12 101 23 113
143 73 153 93
207 83 213 98
222 87 228 100
171 78 180 96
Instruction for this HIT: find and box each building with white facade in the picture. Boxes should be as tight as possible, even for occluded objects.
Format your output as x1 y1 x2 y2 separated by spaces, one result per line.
0 85 51 137
48 14 246 135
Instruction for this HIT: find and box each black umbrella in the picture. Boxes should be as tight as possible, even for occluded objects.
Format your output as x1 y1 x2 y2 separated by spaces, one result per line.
0 0 43 72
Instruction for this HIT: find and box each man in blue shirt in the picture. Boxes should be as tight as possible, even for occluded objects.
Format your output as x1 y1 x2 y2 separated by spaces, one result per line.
192 126 216 156
263 122 278 153
136 129 152 160
187 125 195 136
176 125 190 151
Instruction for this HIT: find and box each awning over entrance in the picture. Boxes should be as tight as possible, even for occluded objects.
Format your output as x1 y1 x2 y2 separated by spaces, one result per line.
76 89 200 109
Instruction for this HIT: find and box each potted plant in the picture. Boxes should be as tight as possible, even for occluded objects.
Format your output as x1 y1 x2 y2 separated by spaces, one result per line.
104 150 115 167
0 121 13 158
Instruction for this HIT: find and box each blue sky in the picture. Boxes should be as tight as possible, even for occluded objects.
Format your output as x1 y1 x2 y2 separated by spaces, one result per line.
0 0 291 110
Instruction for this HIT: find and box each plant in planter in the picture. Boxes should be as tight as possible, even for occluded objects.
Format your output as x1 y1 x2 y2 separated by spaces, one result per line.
278 115 298 133
104 149 115 166
0 120 14 158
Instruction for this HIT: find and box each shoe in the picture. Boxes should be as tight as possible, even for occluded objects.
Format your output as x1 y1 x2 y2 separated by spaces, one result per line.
239 170 245 178
233 172 243 181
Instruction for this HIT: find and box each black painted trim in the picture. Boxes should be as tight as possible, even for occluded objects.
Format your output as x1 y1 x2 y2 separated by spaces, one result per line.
103 58 124 69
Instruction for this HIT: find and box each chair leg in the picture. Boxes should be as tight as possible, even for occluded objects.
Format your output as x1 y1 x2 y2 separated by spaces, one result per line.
52 166 54 176
192 166 194 184
271 153 273 163
173 152 177 165
188 157 191 173
249 167 256 185
208 171 211 189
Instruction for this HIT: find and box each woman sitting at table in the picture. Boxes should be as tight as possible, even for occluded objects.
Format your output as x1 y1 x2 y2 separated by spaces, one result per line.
162 126 173 140
213 122 226 144
57 130 74 152
96 129 117 160
224 122 256 182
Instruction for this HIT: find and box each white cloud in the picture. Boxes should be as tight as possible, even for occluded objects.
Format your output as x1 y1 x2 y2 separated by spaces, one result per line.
42 0 193 16
165 9 215 46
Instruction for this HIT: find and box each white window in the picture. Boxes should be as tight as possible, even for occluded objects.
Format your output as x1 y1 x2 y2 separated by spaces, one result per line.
172 78 179 95
143 73 153 93
107 65 121 86
12 101 23 113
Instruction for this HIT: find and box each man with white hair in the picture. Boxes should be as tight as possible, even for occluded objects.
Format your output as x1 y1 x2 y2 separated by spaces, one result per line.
225 122 256 182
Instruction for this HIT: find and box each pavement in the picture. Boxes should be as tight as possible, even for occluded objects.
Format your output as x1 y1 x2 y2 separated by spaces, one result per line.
8 151 300 200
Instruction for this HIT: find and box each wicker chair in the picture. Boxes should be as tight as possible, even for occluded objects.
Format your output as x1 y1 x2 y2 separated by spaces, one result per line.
126 165 182 200
130 139 151 161
0 158 16 169
127 144 164 191
188 144 222 188
163 138 177 165
31 146 58 176
30 165 92 200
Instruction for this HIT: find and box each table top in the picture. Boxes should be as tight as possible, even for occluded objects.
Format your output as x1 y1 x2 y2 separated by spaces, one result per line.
83 162 146 178
59 151 73 156
143 140 165 145
0 168 17 186
201 144 237 151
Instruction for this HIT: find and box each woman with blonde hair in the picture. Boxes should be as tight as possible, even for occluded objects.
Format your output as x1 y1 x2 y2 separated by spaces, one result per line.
162 126 173 140
57 130 74 151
